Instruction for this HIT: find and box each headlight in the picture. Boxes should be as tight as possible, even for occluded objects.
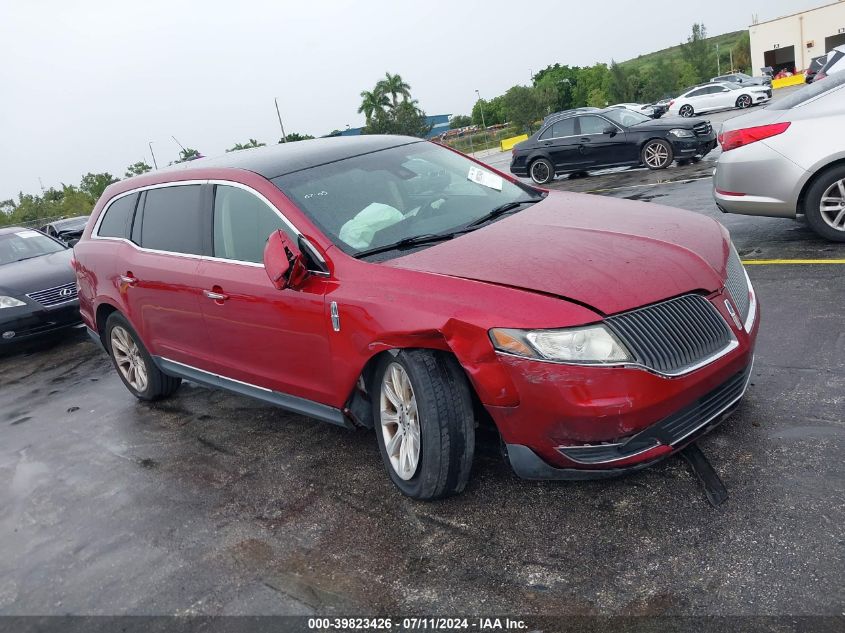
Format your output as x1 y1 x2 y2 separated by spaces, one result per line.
669 128 695 138
489 324 632 364
0 296 26 309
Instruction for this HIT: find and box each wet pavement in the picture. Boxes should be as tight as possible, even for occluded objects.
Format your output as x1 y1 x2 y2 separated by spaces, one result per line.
1 147 844 617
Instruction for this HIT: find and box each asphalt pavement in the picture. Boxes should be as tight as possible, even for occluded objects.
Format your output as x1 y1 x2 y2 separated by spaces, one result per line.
1 86 843 620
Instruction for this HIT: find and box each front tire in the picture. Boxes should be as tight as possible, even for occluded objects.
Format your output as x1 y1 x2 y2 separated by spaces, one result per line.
804 165 845 242
529 158 554 185
679 104 694 117
642 139 674 170
373 350 475 500
105 312 181 400
736 94 752 109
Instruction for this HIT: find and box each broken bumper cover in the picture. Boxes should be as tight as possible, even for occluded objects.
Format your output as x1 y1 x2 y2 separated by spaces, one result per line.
504 363 751 480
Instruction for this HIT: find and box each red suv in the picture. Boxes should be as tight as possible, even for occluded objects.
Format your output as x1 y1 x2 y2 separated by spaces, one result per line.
73 136 759 499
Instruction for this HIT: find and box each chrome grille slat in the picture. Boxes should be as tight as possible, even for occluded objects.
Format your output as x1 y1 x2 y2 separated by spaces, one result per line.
725 246 750 322
26 282 78 307
606 294 732 375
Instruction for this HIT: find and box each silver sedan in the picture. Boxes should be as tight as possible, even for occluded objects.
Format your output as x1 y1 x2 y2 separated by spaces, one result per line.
713 72 845 241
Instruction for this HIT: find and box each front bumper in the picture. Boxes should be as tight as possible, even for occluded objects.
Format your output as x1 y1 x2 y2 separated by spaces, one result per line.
486 289 759 479
673 133 717 157
0 300 82 345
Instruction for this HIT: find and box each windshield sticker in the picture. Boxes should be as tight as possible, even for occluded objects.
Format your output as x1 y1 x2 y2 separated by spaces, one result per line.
467 166 503 191
15 230 41 239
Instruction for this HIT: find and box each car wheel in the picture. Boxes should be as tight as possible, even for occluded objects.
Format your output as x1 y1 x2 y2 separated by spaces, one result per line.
679 104 694 117
642 139 674 170
529 158 554 184
105 312 181 400
804 166 845 242
736 94 752 109
373 350 475 500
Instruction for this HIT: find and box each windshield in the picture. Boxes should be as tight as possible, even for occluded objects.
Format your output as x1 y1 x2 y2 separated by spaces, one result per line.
272 142 541 258
604 109 650 127
0 230 66 265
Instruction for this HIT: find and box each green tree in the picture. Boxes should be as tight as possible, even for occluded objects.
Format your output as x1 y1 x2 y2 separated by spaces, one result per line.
226 139 266 152
174 148 201 163
449 115 472 129
79 172 119 201
358 88 390 124
280 132 315 142
377 72 412 107
571 64 610 108
125 161 152 178
732 31 751 73
502 85 544 131
363 100 431 138
471 96 506 126
681 23 716 83
608 60 634 103
534 65 578 113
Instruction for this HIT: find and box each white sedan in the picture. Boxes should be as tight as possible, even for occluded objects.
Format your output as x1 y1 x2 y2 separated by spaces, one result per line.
667 82 772 118
608 103 656 117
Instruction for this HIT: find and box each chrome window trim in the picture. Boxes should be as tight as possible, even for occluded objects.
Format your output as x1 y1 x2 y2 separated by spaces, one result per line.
743 268 757 332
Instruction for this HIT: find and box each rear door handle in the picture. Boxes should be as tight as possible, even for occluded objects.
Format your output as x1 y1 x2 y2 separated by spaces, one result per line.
579 137 591 143
203 289 229 301
119 273 137 286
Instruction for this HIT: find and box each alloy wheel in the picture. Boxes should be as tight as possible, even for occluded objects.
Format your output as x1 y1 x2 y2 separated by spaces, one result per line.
110 326 149 392
643 142 670 169
680 105 693 117
379 362 420 481
530 161 550 184
819 178 845 232
738 95 752 108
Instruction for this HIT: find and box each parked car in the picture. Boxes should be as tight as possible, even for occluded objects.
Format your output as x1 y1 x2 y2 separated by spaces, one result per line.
73 136 758 499
649 100 670 118
711 72 771 87
714 71 845 241
813 45 845 82
510 107 716 183
543 107 599 124
39 215 90 246
668 82 772 117
609 103 656 118
0 227 81 347
805 55 827 83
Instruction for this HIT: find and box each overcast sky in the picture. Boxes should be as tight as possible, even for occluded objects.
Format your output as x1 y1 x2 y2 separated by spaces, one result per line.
0 0 820 201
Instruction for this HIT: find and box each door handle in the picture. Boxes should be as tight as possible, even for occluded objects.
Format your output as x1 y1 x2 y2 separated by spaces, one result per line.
203 289 229 301
119 273 137 286
579 137 591 143
542 141 552 146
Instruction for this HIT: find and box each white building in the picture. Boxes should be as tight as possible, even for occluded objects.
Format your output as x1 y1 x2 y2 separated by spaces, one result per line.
750 1 845 73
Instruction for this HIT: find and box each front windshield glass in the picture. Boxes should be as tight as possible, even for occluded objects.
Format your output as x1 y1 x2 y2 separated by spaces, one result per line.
604 109 650 127
273 141 541 258
0 230 66 265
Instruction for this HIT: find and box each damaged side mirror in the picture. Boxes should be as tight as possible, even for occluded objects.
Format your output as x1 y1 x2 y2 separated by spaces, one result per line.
263 230 309 290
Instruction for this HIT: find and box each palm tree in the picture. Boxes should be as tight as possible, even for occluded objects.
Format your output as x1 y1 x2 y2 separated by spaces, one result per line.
378 72 412 107
358 89 390 123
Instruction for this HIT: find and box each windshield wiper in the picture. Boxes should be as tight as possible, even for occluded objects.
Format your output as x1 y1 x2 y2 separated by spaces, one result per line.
353 232 462 258
465 198 540 229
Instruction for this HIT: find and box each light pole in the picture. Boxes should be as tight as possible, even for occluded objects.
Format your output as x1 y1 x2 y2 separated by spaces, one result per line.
475 89 491 150
148 142 158 169
275 97 287 143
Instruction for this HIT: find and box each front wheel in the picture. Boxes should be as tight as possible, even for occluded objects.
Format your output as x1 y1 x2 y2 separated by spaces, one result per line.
373 350 475 500
529 158 554 184
804 166 845 242
679 104 694 117
736 94 753 109
642 139 674 170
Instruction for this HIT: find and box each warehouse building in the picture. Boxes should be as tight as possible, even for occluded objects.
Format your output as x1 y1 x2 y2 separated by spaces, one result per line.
750 1 845 74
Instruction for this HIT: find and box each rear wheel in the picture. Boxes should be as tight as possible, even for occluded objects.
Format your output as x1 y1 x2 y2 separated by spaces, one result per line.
373 350 475 500
736 94 753 109
105 312 181 400
642 139 674 170
529 158 554 184
679 104 694 117
804 166 845 242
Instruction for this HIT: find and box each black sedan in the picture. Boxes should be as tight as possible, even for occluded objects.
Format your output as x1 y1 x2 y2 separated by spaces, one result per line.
0 227 81 348
510 107 717 184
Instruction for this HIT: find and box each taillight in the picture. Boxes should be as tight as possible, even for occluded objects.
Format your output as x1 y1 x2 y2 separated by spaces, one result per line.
669 100 675 107
815 71 827 82
718 122 791 152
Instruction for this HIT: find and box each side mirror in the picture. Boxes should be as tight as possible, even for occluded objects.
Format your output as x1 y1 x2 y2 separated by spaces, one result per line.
263 230 309 290
603 125 617 136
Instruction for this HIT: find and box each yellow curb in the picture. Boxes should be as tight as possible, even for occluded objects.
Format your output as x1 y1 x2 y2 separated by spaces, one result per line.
742 259 845 265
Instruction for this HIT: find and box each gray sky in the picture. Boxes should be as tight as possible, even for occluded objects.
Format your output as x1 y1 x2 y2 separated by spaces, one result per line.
0 0 819 201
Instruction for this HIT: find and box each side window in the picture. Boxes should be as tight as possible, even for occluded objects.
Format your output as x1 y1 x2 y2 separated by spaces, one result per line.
98 193 137 239
213 185 296 264
138 186 204 255
551 118 575 138
578 116 610 135
539 125 554 140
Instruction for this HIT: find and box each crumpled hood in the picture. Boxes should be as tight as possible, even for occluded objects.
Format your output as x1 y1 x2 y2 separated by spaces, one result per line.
0 249 75 296
387 191 728 315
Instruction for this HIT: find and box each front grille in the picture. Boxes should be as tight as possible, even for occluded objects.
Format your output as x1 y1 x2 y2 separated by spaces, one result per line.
558 364 751 464
725 246 750 322
26 281 78 307
692 121 712 136
605 294 733 375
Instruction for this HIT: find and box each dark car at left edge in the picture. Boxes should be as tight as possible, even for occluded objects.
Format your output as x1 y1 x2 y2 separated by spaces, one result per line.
0 227 81 348
510 107 717 184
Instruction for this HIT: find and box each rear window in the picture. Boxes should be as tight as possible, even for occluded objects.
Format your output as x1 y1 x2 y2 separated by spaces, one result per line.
769 70 845 110
98 194 137 239
540 118 575 139
137 185 204 255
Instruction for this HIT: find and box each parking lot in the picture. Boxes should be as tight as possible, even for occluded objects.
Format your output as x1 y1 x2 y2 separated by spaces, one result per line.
2 92 844 620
